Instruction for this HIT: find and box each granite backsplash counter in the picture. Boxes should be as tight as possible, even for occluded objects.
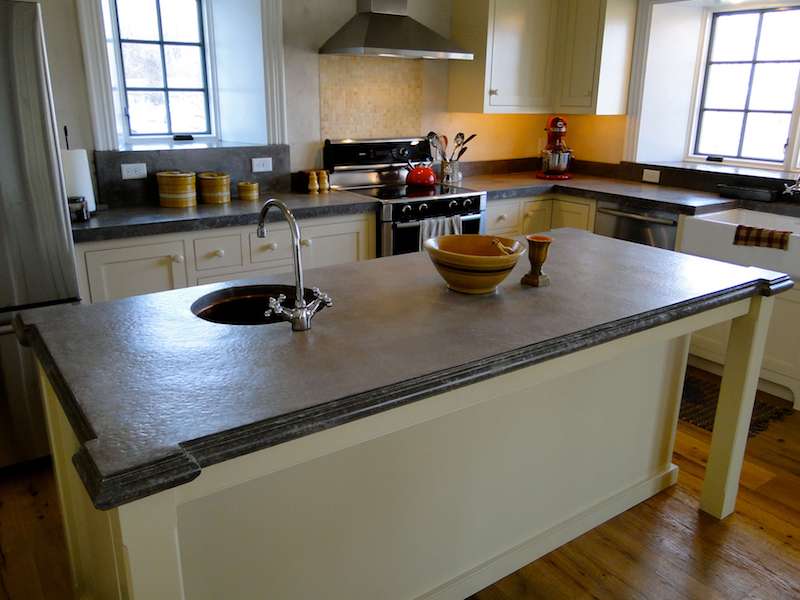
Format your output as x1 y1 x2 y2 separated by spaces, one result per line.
72 191 378 243
74 172 800 244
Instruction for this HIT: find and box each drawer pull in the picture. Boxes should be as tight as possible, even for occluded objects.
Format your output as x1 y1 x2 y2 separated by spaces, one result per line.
496 214 507 222
171 254 184 264
211 249 225 258
526 211 535 217
300 239 313 247
262 242 278 251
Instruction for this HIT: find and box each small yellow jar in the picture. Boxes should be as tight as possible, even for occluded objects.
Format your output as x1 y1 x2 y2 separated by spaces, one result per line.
198 172 231 204
237 181 259 201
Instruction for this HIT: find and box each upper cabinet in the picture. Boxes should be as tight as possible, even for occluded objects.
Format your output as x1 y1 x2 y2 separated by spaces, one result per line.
448 0 637 115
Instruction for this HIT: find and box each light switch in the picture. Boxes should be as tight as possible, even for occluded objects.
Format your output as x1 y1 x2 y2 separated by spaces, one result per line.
642 169 661 184
251 157 273 173
121 163 147 180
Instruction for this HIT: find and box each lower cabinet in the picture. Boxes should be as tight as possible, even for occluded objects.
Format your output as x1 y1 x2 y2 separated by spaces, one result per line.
486 195 596 236
76 213 376 304
84 241 189 302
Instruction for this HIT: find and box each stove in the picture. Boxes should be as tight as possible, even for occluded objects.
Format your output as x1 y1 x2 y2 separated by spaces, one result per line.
324 138 487 256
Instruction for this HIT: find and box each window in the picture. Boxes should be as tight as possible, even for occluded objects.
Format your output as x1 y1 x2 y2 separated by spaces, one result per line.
693 6 800 165
112 0 213 138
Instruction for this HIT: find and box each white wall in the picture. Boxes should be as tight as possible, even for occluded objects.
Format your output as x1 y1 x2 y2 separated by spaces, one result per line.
209 0 268 144
635 1 705 163
40 0 94 151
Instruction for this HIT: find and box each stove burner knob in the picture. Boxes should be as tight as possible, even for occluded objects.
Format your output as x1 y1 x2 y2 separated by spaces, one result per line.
464 198 473 208
420 203 429 213
401 204 412 214
449 200 458 209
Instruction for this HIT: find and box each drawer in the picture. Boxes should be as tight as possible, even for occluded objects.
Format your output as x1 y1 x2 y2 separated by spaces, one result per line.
486 200 521 233
249 228 294 264
197 263 293 285
194 234 244 271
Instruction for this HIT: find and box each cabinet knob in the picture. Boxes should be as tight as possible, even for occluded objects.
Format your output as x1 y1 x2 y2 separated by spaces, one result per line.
212 249 225 258
526 211 535 217
171 254 184 264
263 242 278 251
489 89 499 96
300 239 313 247
497 214 507 222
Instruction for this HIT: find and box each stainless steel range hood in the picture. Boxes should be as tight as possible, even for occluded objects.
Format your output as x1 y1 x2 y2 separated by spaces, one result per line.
319 0 473 61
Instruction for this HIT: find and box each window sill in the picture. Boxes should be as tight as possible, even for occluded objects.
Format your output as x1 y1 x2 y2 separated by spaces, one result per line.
637 161 796 183
117 140 266 152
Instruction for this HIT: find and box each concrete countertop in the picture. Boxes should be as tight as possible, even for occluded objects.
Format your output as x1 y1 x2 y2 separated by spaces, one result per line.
72 173 744 244
460 172 739 215
71 190 378 244
18 229 791 509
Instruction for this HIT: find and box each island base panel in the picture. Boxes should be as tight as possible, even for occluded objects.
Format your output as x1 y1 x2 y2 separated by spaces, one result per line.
116 336 686 600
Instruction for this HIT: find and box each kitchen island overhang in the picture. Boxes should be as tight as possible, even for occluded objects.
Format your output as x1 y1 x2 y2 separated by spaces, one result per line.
19 229 793 600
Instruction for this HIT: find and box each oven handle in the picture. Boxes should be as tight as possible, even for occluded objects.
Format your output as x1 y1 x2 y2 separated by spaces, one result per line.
394 213 482 229
597 207 677 226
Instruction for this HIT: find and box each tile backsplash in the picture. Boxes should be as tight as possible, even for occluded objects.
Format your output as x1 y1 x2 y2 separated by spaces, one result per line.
319 56 422 140
94 144 290 208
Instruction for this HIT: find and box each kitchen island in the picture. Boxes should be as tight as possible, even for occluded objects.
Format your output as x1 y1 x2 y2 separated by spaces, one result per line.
18 229 792 600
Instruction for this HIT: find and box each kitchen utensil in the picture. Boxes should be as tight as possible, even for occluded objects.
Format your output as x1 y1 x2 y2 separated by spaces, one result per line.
521 235 553 287
450 132 465 160
157 171 197 207
427 131 440 159
407 163 436 186
492 238 515 255
455 145 469 161
424 234 525 295
198 172 231 204
438 134 448 159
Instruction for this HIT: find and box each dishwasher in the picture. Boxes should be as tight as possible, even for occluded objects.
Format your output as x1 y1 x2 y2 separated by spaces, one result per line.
593 200 679 250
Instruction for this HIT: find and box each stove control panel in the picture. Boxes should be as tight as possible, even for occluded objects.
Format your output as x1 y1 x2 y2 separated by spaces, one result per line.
390 195 485 222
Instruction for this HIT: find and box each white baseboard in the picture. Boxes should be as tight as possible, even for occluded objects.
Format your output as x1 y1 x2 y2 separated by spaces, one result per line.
418 465 679 600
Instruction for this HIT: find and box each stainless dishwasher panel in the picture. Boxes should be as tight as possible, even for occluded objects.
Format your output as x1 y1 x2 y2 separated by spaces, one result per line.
594 202 679 250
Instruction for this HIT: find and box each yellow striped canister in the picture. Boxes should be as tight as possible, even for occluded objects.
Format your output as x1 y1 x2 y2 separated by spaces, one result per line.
198 172 232 204
156 171 196 208
237 181 259 201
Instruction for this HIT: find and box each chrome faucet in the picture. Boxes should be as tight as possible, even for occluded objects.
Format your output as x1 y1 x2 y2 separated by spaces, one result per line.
256 199 332 331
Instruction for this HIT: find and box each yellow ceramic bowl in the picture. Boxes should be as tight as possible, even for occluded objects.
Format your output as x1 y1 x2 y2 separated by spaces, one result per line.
423 235 526 294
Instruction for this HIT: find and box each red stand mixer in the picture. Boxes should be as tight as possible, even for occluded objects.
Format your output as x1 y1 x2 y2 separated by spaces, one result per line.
537 116 572 180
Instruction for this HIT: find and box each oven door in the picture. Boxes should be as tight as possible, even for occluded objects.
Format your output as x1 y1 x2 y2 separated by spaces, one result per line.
385 212 484 256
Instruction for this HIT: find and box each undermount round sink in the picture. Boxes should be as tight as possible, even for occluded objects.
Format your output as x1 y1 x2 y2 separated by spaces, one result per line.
191 285 323 326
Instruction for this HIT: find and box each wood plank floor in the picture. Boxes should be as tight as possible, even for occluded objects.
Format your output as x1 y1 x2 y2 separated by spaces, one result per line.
1 402 798 599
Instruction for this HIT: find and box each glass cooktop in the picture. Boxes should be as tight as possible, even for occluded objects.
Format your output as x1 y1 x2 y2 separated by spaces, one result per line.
353 184 475 201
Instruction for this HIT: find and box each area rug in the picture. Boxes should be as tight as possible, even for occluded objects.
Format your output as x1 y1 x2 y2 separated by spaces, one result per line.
680 368 793 437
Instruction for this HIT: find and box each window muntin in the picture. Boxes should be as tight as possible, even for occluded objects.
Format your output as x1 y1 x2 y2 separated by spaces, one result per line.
114 0 211 137
695 7 800 164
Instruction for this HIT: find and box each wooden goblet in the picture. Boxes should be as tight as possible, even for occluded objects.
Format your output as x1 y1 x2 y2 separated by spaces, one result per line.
521 235 553 287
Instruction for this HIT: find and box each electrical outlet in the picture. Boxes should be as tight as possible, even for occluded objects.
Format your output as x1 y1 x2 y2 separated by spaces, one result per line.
642 169 661 184
121 163 147 180
251 157 273 173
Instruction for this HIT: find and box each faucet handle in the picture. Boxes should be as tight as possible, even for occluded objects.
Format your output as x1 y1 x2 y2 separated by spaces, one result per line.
265 293 287 317
312 287 333 307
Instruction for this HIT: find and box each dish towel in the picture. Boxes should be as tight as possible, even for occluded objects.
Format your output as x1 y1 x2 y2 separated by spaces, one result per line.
419 216 463 250
733 225 791 251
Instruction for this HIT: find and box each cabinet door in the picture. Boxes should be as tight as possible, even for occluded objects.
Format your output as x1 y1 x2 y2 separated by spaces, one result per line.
486 199 522 235
85 241 188 302
522 200 553 234
551 200 592 230
556 0 603 111
488 0 557 110
300 219 372 270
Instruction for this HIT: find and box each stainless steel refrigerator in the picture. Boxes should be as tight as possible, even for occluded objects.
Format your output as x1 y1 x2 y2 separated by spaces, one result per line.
0 0 80 467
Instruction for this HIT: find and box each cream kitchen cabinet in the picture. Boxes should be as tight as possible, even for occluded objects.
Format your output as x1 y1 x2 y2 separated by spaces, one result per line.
486 196 595 236
76 214 376 304
84 241 189 302
448 0 636 115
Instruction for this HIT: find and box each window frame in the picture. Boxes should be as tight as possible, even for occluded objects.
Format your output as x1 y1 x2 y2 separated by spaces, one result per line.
686 4 800 172
107 0 220 143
